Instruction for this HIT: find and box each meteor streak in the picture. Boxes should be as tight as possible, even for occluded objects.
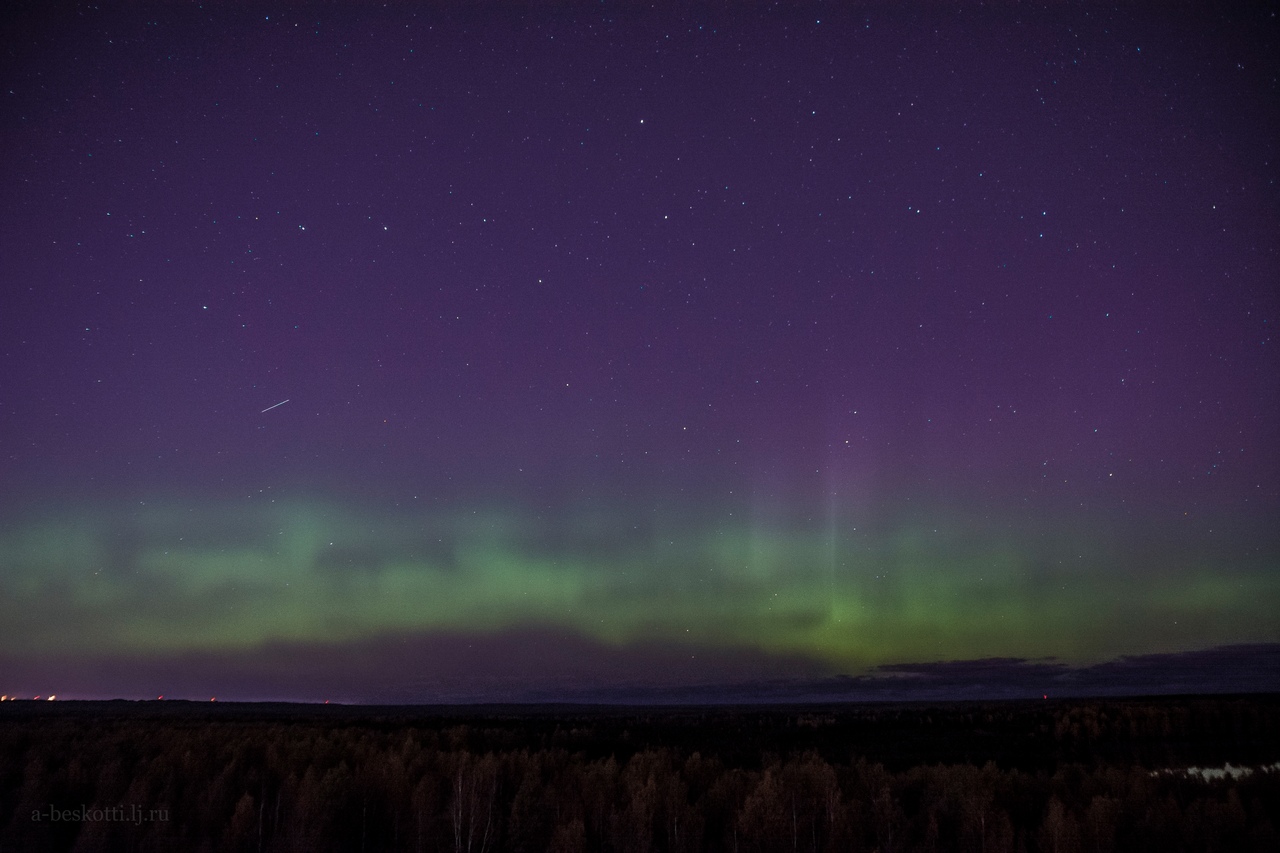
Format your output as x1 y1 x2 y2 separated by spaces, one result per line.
260 399 290 413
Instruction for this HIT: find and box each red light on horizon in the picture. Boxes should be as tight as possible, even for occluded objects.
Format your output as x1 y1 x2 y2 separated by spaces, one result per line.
210 697 217 702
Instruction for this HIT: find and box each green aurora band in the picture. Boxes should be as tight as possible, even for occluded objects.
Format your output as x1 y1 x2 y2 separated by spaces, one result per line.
3 497 1275 676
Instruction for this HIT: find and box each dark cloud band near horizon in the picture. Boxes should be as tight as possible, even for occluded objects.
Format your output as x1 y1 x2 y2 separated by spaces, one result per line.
3 631 1276 705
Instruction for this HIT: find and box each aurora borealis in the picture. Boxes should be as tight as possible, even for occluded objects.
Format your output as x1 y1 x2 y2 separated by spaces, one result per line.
2 2 1277 702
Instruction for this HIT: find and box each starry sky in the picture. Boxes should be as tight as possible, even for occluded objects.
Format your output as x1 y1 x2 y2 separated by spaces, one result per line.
1 2 1277 703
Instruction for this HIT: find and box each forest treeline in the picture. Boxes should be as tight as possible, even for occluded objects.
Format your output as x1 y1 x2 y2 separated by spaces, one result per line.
0 696 1277 852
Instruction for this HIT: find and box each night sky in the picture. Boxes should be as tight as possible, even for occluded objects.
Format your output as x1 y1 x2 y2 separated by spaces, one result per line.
2 2 1277 703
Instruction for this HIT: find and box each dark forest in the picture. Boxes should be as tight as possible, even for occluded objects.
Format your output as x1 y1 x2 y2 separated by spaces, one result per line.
2 695 1277 851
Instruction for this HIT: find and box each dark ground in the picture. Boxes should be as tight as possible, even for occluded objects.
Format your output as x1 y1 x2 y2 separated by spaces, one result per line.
2 694 1277 851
